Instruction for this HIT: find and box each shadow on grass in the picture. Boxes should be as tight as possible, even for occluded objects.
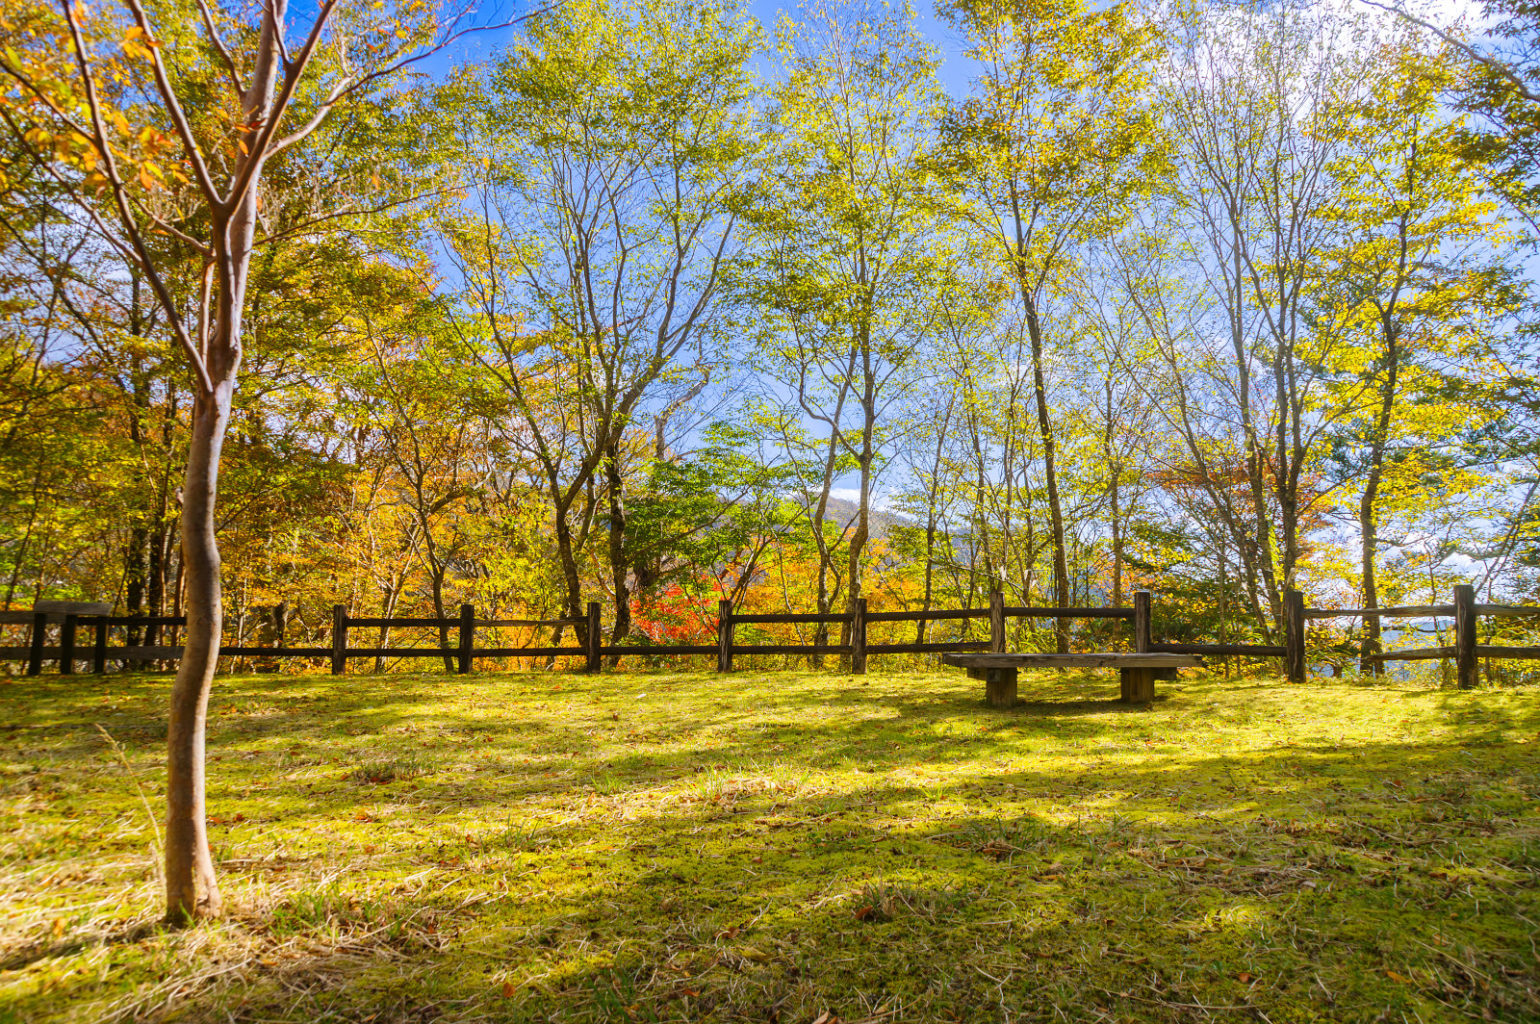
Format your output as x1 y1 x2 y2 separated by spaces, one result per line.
4 669 1539 1023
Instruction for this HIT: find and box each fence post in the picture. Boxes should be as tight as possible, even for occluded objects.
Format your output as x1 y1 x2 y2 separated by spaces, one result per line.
458 603 474 675
851 598 867 675
93 616 108 674
717 599 733 673
1454 584 1478 690
585 601 602 674
26 612 45 677
59 613 77 675
989 588 1006 654
1284 589 1306 684
331 604 347 676
1133 591 1151 653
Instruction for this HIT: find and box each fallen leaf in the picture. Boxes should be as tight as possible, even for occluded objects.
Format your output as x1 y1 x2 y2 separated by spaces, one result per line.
500 980 516 998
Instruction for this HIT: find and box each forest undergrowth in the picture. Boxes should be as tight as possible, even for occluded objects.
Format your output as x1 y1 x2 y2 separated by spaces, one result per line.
2 667 1537 1023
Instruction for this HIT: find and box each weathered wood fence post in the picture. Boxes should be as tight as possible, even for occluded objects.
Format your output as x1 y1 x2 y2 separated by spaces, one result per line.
585 601 602 674
1133 591 1151 654
717 599 733 673
330 604 347 676
26 611 45 677
851 598 867 675
59 613 77 674
989 588 1005 654
1454 584 1478 690
458 604 474 675
92 616 108 675
1284 589 1306 684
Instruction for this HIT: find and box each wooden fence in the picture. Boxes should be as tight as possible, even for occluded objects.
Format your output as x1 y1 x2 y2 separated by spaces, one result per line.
3 585 1537 688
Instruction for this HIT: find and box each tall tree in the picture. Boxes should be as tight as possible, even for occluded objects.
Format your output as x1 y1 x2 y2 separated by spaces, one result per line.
0 0 521 922
939 0 1160 650
441 0 757 650
1319 39 1522 670
740 0 955 655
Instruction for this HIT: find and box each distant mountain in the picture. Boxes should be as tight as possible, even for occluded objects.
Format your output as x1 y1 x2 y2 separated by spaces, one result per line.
820 496 916 541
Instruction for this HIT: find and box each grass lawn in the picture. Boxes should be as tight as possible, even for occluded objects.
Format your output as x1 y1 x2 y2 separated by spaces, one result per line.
2 667 1538 1023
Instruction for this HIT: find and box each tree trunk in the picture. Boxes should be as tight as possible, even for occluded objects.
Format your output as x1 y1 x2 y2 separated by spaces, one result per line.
164 381 232 922
1105 379 1124 610
554 504 586 647
1358 329 1400 675
429 569 452 673
1022 294 1070 653
604 442 632 663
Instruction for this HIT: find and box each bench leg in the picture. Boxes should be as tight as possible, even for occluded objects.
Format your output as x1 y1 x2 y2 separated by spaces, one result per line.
1120 666 1155 704
985 667 1018 708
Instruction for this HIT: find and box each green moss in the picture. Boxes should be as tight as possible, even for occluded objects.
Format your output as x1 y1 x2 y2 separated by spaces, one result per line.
1 668 1537 1022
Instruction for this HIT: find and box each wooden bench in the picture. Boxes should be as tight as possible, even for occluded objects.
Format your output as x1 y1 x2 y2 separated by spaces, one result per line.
940 652 1204 708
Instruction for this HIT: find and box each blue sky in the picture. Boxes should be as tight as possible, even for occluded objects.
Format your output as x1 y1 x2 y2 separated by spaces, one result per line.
414 0 980 95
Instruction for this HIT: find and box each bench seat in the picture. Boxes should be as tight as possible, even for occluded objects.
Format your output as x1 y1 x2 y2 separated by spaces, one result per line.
940 652 1203 707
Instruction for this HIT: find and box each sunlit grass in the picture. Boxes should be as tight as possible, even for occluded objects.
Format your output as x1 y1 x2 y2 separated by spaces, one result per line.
2 667 1537 1022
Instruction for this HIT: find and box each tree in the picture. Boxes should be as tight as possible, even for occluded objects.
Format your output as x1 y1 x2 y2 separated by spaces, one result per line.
939 0 1160 650
440 0 757 651
1318 39 1522 671
740 0 956 657
0 0 528 922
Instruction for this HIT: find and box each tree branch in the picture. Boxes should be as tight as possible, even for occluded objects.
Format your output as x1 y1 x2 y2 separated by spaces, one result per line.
56 9 214 395
116 0 222 206
1359 0 1540 103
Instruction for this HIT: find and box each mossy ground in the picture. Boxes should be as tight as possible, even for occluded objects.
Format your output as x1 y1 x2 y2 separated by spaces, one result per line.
2 667 1537 1023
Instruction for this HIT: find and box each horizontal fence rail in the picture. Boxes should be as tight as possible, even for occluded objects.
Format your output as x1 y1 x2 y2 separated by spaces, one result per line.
3 584 1536 689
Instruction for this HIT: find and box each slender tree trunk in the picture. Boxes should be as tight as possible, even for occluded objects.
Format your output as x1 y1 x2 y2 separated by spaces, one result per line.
841 422 873 670
1359 331 1400 675
430 569 452 673
553 504 585 648
605 442 632 663
1021 295 1070 653
164 380 232 922
124 526 147 649
163 5 275 912
1274 314 1299 599
1104 379 1124 611
916 406 951 647
376 580 402 674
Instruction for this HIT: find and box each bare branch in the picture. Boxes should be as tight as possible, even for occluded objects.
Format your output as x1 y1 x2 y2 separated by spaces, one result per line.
1358 0 1540 103
116 0 222 206
221 0 343 211
56 7 214 395
251 187 455 247
269 2 564 157
194 0 243 90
